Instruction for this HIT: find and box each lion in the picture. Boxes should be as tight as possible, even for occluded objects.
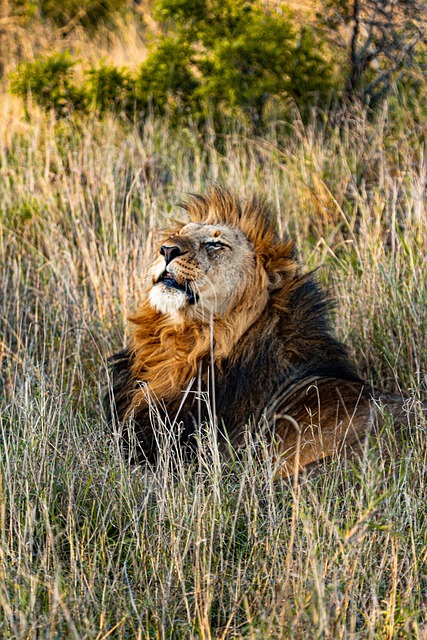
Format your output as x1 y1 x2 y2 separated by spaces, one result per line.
105 186 409 474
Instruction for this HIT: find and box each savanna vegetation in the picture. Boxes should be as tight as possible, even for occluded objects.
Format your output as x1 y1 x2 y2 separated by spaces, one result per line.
1 0 427 637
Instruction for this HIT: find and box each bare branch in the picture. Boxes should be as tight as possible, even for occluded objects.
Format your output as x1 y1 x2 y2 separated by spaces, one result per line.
323 0 427 103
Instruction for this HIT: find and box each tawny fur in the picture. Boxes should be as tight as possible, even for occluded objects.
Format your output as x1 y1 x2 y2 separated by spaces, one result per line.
105 187 410 473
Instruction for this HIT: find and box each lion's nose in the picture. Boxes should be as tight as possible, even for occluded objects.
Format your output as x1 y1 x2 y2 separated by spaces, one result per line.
160 244 183 265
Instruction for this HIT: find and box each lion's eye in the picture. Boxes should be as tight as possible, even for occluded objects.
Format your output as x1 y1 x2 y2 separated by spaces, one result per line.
204 241 225 253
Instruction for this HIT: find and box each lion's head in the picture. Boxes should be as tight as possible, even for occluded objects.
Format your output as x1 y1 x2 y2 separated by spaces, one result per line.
149 222 262 319
147 188 296 325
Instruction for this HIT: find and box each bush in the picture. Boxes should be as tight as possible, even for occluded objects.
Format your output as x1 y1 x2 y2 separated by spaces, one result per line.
139 0 334 124
136 37 199 118
9 1 335 126
10 55 138 118
86 64 137 115
10 51 86 117
13 0 132 30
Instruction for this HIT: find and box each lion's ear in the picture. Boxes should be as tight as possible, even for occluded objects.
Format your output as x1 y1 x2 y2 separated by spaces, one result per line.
265 239 297 291
267 265 296 291
267 272 284 291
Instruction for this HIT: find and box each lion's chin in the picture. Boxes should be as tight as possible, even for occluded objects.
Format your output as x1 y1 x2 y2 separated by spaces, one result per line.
149 283 189 316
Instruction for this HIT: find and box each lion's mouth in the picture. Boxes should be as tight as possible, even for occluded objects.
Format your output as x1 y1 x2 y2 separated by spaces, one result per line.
157 271 198 304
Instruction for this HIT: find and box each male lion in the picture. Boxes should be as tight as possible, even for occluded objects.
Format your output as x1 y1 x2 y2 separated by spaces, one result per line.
105 187 407 473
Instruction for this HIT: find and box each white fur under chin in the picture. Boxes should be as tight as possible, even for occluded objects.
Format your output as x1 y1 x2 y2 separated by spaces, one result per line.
149 284 188 316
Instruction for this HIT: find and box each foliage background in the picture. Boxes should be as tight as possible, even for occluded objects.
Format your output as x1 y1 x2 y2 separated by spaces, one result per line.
0 1 427 637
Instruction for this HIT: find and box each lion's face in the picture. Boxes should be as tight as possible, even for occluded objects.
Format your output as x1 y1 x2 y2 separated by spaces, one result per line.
149 222 263 320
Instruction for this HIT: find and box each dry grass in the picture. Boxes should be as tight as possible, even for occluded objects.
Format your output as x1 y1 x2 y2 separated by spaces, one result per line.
0 92 426 638
0 9 148 79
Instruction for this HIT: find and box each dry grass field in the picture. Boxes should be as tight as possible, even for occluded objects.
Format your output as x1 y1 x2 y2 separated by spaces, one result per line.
0 78 427 637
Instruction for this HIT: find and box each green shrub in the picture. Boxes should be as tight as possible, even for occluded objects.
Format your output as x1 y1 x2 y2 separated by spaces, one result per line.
10 55 138 118
139 0 335 124
13 0 132 30
135 37 200 118
9 1 335 127
86 64 137 115
195 5 297 118
10 51 86 117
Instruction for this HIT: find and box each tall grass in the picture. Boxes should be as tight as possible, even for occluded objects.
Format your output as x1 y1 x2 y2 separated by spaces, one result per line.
0 94 426 638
